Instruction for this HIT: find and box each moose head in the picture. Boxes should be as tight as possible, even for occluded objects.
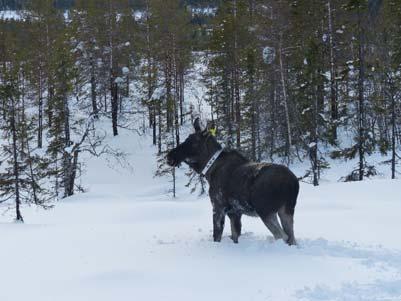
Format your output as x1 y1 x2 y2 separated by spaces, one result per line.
166 118 222 174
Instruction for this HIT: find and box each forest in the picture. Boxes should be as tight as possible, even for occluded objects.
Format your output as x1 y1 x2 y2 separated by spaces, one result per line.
1 0 400 221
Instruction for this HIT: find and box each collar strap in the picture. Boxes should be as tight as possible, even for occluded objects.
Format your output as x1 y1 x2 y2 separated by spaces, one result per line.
201 149 223 176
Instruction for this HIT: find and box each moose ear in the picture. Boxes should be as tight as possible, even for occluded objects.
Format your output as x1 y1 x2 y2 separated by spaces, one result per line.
193 117 202 132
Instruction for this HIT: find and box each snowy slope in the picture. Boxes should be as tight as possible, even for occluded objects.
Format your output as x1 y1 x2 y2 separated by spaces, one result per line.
1 125 401 301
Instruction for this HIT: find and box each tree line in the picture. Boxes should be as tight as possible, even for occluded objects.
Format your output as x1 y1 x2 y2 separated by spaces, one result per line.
1 0 200 220
1 0 400 221
0 0 220 10
204 0 400 185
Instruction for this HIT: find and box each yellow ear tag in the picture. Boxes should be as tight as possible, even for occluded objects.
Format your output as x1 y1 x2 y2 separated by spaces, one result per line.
209 127 217 137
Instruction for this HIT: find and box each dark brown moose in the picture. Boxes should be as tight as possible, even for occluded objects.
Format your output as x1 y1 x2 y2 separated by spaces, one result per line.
167 119 299 245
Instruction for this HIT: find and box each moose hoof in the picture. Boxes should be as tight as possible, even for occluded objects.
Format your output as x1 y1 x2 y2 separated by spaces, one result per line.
213 237 222 242
230 236 239 244
286 238 297 246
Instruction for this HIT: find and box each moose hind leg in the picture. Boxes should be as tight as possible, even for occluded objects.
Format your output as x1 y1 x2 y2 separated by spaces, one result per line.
228 212 242 243
262 213 288 242
278 206 296 245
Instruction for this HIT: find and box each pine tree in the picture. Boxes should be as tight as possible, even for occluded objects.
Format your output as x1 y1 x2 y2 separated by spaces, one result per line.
149 0 192 196
0 62 50 220
0 79 25 222
376 0 401 179
24 0 66 145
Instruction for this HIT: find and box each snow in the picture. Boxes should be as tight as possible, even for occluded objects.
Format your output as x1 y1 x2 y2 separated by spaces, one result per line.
191 7 217 16
301 107 311 115
133 11 144 21
319 113 328 122
150 85 166 100
323 71 331 80
1 123 401 301
114 77 125 84
75 41 85 52
64 145 74 153
0 10 22 20
184 54 212 119
0 10 70 21
263 46 276 64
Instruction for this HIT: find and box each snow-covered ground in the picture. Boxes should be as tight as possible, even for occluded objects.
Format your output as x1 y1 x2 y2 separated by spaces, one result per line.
0 10 22 20
1 123 401 301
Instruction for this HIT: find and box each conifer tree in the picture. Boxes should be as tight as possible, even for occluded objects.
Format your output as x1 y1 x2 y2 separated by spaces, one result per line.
0 46 50 220
149 0 192 196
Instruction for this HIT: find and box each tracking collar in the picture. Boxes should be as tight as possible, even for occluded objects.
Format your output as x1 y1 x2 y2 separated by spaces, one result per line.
201 148 223 176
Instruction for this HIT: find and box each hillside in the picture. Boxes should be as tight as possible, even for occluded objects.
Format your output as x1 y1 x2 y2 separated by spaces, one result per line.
1 126 400 301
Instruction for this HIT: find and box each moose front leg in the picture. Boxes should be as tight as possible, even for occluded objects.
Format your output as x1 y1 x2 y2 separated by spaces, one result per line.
228 212 242 243
212 207 226 242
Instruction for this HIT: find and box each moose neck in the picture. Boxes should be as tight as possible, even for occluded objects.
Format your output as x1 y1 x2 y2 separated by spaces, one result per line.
203 149 250 183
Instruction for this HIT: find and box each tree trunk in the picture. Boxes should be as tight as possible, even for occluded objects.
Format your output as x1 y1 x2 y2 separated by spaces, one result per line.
249 59 256 161
108 0 118 136
227 70 234 147
269 74 277 159
312 77 319 186
357 9 365 181
179 70 184 125
391 84 396 179
62 147 79 198
47 85 54 128
327 0 338 142
174 65 180 146
234 69 241 149
90 55 98 118
223 70 233 147
111 74 118 136
64 95 71 145
38 69 43 148
279 38 292 158
152 104 157 145
158 100 162 154
145 0 154 133
233 0 241 149
165 57 173 132
26 140 39 205
10 95 23 222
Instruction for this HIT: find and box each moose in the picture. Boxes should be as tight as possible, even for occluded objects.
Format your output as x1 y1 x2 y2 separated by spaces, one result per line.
167 119 299 245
